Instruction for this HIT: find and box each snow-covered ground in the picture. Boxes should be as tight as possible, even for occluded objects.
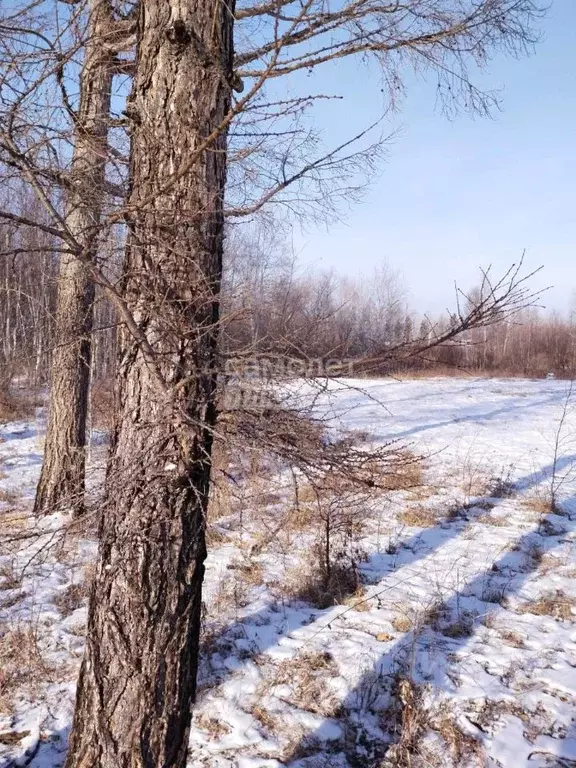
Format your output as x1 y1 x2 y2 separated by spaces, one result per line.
1 377 575 767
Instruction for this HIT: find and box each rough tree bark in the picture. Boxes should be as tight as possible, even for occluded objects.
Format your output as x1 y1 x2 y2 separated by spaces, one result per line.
64 0 234 764
34 0 115 516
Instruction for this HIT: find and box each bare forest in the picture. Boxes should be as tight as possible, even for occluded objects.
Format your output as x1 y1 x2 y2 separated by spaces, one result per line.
1 1 574 767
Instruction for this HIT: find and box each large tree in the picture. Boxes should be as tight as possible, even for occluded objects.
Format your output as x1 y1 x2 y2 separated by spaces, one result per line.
0 0 132 515
64 0 234 760
33 0 116 516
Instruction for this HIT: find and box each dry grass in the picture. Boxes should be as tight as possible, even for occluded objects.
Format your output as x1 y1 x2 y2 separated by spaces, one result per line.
285 501 314 532
343 585 371 612
207 475 233 523
398 505 439 528
517 590 575 621
193 712 232 740
391 614 413 633
499 629 526 648
438 613 477 639
0 487 20 505
228 558 264 587
0 506 29 532
472 698 529 731
0 562 21 591
382 451 424 492
212 571 251 615
250 702 278 736
90 379 115 431
381 678 427 767
205 523 229 546
288 558 361 609
268 650 340 717
521 492 556 516
459 474 492 498
53 582 87 617
477 512 508 527
382 677 484 767
0 389 38 423
0 624 58 714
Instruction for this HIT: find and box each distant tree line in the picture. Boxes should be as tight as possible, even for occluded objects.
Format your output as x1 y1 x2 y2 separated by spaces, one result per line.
1 200 573 387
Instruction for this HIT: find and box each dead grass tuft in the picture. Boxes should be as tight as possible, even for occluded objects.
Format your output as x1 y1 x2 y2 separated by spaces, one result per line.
193 712 232 740
0 389 37 423
517 590 575 621
381 678 427 767
398 505 439 528
90 379 115 431
382 677 483 767
289 558 361 609
385 452 425 492
343 585 371 612
270 650 340 717
250 702 278 736
212 571 251 614
391 614 413 633
499 629 526 648
438 613 477 639
0 624 58 714
477 512 508 527
488 475 516 498
521 493 558 516
53 582 87 617
227 558 264 587
0 562 21 591
0 487 21 505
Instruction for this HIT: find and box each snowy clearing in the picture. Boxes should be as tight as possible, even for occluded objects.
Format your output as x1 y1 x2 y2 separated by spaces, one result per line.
1 377 575 768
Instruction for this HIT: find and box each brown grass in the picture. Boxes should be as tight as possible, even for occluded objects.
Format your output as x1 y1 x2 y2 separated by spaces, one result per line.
53 582 87 617
391 614 413 633
0 730 32 745
398 505 439 528
499 629 526 648
0 389 37 423
517 590 575 621
193 712 232 740
0 487 20 505
477 512 508 527
0 624 58 714
289 559 361 609
383 677 484 767
382 678 427 767
212 572 251 614
438 614 476 639
228 558 264 587
343 585 371 612
0 562 21 591
384 452 424 492
90 379 115 431
521 493 555 516
269 651 340 717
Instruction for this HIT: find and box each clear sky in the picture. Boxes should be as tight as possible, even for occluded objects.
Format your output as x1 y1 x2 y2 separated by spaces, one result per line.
290 0 576 316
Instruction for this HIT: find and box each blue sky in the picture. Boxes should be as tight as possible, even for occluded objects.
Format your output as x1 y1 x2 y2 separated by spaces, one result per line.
290 0 576 315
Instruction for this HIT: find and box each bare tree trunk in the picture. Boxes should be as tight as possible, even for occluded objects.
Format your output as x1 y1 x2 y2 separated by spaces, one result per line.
65 0 234 764
34 0 114 516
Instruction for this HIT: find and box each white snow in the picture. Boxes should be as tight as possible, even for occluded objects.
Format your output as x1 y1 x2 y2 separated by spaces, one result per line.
1 377 575 767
